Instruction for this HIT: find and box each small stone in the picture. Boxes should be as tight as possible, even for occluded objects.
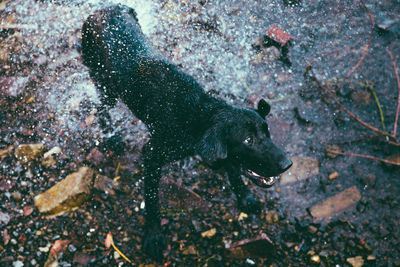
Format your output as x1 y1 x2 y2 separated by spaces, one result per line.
14 143 46 165
201 228 216 238
245 258 256 265
307 225 318 234
328 171 340 180
265 210 279 223
0 211 11 226
23 205 34 216
11 191 22 201
238 212 248 221
114 251 120 259
347 256 364 267
310 255 320 263
367 255 376 261
12 261 24 267
266 25 292 47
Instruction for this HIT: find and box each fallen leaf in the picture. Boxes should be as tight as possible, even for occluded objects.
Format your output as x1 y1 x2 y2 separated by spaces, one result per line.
105 232 113 249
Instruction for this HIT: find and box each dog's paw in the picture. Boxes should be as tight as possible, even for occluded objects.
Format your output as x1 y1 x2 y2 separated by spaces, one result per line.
142 227 167 262
238 193 262 215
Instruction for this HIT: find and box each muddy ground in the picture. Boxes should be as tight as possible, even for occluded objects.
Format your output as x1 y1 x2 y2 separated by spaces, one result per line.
1 0 400 266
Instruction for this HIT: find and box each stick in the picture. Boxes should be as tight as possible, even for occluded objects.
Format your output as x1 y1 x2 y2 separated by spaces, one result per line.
386 48 400 137
328 150 400 166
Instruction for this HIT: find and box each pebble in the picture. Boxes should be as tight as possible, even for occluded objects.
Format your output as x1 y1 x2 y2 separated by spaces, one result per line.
328 171 340 180
310 255 320 263
13 261 24 267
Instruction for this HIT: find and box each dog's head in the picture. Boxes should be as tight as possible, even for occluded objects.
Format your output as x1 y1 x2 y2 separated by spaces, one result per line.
196 99 292 187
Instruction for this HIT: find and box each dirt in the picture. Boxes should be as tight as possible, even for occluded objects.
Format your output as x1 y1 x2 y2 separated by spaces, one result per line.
1 0 400 266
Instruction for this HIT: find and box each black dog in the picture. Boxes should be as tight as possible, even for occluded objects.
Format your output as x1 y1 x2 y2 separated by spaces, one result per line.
81 5 292 261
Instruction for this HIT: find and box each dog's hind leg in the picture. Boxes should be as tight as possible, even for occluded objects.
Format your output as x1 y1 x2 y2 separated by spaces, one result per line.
225 163 262 214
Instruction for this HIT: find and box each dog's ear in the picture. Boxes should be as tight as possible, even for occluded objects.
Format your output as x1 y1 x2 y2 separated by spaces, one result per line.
257 99 271 118
195 125 228 165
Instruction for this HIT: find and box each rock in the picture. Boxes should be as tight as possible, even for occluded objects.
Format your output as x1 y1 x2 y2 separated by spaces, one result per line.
328 171 340 180
0 211 11 226
42 147 62 168
226 233 274 259
201 228 216 238
14 143 46 165
280 156 319 184
347 256 364 267
34 167 96 217
266 25 292 47
309 186 362 221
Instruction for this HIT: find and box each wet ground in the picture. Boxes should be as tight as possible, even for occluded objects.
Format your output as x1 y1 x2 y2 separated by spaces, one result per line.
1 0 400 266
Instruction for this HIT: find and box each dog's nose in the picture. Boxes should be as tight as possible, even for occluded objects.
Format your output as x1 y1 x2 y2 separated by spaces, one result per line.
279 158 292 172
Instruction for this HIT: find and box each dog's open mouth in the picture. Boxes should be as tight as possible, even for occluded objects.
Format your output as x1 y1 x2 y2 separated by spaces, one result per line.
246 170 279 188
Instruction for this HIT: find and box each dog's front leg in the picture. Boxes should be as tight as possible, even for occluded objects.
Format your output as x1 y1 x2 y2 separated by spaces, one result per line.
225 163 262 214
142 165 166 261
141 143 167 262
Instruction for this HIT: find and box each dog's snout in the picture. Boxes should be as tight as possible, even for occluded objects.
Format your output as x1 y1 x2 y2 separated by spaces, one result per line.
279 158 292 172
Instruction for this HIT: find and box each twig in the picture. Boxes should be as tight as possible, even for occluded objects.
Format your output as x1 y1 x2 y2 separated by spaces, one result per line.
344 0 374 81
386 48 400 137
307 68 394 139
327 150 400 166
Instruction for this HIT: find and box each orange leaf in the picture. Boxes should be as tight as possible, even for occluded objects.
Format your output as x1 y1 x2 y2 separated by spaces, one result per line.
105 232 113 249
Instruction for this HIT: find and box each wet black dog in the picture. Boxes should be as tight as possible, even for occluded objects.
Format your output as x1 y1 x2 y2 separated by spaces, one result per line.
81 5 292 261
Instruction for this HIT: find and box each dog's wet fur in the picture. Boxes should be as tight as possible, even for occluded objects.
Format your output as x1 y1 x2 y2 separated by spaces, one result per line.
81 5 292 261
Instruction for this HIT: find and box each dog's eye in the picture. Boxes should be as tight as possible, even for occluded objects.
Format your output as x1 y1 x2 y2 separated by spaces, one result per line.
243 136 254 145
